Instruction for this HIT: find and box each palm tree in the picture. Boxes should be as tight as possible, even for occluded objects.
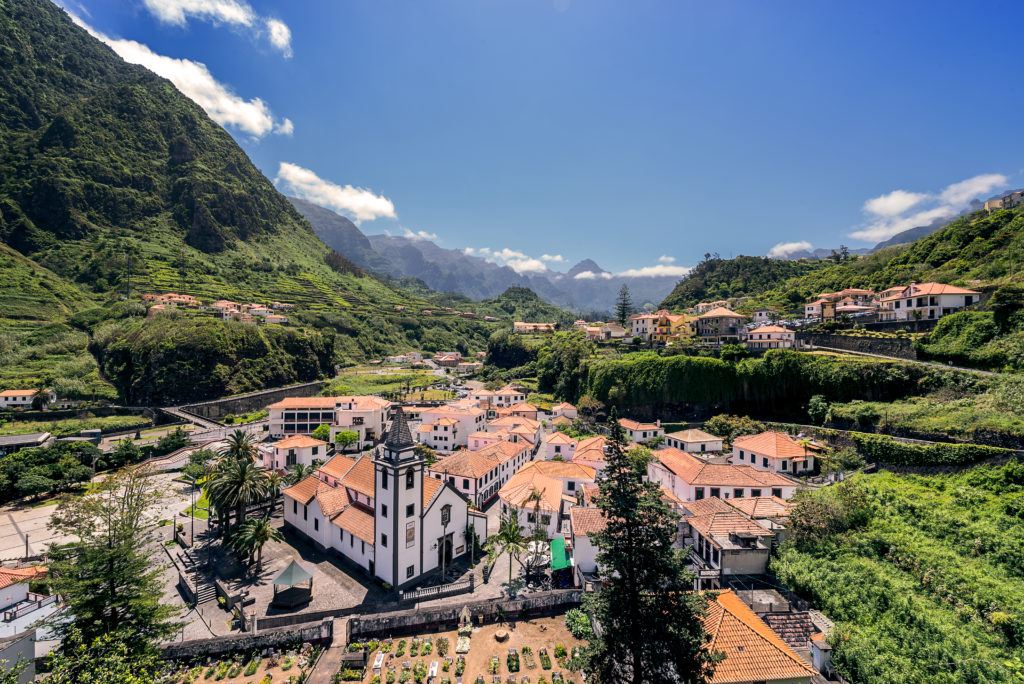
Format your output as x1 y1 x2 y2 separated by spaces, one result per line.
285 463 313 485
265 471 283 501
486 511 528 589
220 429 258 462
205 457 268 531
231 517 283 571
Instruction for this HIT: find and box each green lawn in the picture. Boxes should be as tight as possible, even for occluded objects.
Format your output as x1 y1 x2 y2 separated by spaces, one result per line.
183 491 210 519
0 414 152 438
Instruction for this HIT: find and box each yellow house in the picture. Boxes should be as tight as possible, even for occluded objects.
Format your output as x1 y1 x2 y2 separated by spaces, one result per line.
653 312 695 343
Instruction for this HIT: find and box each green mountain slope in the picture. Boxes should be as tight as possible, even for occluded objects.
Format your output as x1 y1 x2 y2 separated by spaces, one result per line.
0 0 498 403
659 255 828 310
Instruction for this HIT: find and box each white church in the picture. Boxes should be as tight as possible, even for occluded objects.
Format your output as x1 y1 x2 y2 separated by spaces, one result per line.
282 408 488 590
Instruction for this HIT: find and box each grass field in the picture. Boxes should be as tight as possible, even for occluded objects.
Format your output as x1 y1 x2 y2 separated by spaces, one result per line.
323 367 439 396
0 413 151 437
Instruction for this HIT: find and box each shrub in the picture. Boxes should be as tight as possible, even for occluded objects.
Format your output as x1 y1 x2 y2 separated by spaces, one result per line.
852 432 1012 466
436 636 449 657
565 609 594 640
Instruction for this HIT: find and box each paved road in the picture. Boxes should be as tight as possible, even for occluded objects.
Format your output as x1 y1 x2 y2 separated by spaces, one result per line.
805 345 1004 376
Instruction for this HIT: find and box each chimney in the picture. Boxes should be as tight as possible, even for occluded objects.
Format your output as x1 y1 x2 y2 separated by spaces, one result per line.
656 419 661 427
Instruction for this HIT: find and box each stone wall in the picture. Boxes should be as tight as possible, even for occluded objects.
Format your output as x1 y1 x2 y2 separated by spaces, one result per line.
796 333 917 360
160 620 333 660
348 591 583 641
181 381 327 419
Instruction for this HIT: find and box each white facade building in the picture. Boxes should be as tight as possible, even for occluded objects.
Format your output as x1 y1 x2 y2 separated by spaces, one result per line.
742 325 795 350
878 282 981 321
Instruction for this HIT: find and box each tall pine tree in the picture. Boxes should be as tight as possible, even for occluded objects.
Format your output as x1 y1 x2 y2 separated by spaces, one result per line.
583 407 721 683
47 466 179 649
615 284 634 327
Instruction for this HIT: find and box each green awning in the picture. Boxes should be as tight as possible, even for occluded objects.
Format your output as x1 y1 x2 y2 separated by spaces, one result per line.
273 560 313 587
550 537 570 571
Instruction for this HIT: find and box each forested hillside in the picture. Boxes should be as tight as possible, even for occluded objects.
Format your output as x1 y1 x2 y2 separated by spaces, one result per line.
0 0 500 402
659 255 827 310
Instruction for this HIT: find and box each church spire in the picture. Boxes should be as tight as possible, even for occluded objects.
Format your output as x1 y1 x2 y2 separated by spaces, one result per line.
385 406 415 450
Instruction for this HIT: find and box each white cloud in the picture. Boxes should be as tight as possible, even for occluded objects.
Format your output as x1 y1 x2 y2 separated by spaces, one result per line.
615 264 691 278
403 227 437 241
657 255 676 264
573 270 612 280
468 247 550 274
766 240 813 259
541 254 565 263
863 190 927 217
850 173 1008 242
142 0 255 26
265 18 292 58
67 12 291 138
939 174 1007 206
141 0 293 57
275 162 396 223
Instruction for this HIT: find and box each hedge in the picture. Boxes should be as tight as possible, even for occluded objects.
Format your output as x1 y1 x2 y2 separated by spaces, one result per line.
851 432 1014 467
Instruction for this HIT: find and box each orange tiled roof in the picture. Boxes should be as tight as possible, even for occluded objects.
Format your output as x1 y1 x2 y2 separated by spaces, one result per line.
0 390 35 397
476 440 530 463
682 497 735 517
570 506 607 537
340 456 376 498
508 402 538 413
0 565 47 590
282 475 322 504
422 475 443 506
550 415 572 426
273 435 328 449
733 432 811 460
551 402 576 411
332 505 375 544
315 485 351 518
725 496 795 519
546 432 577 445
319 454 357 481
517 460 595 480
688 510 771 543
665 429 721 443
703 590 817 683
697 306 744 319
746 325 792 334
488 416 540 431
429 449 500 479
499 470 564 513
655 448 798 488
268 396 341 409
619 418 661 432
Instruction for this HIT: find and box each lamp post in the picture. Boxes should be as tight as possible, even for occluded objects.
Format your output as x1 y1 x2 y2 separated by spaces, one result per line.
440 504 451 583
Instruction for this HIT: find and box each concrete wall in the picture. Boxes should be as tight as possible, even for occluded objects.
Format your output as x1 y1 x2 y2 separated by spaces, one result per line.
160 620 332 660
0 630 34 684
797 333 917 360
183 381 327 419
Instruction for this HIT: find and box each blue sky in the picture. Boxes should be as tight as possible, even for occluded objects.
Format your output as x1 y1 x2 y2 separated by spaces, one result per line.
61 0 1024 275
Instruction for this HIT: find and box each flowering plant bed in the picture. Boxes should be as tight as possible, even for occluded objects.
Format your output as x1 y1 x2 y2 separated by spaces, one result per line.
538 648 552 670
521 646 536 669
455 656 466 676
506 649 520 672
456 636 471 654
489 655 501 674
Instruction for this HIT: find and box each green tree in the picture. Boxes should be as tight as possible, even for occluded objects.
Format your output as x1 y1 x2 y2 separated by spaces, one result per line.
703 414 766 442
335 430 359 454
108 438 141 468
205 456 268 531
990 283 1024 333
17 470 55 499
47 466 178 646
153 427 188 455
486 511 528 590
536 332 594 400
719 343 749 361
219 429 258 461
285 462 313 485
311 423 331 442
230 516 283 571
46 628 160 683
264 471 283 501
486 330 535 369
615 284 634 327
807 394 830 425
583 408 720 683
0 656 26 684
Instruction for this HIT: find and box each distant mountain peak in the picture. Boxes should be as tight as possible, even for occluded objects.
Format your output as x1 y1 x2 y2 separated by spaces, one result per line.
567 259 607 278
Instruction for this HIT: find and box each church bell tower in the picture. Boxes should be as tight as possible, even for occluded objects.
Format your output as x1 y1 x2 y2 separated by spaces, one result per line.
373 407 425 588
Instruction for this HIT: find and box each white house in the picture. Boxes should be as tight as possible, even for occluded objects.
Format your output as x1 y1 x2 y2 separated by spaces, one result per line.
0 389 56 410
680 498 773 587
261 435 329 471
618 418 663 443
752 309 775 325
545 432 577 460
627 312 660 341
428 440 531 507
282 409 487 590
416 417 461 453
486 416 542 450
878 282 981 321
732 431 817 475
491 385 527 407
804 300 826 319
267 395 391 450
498 460 596 539
550 402 578 420
648 448 801 502
417 405 486 451
742 325 795 350
569 505 606 583
662 429 723 454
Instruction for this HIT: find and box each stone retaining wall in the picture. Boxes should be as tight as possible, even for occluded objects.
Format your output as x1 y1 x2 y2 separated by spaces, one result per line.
181 381 327 419
161 620 333 660
796 333 917 360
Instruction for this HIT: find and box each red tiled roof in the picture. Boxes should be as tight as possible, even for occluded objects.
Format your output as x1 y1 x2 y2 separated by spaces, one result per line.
619 418 661 432
332 505 375 544
725 496 795 519
733 432 811 460
422 476 443 507
655 448 798 488
702 590 818 683
429 449 500 479
319 454 357 481
697 307 744 319
570 506 607 537
282 475 321 504
340 456 376 498
273 435 328 449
